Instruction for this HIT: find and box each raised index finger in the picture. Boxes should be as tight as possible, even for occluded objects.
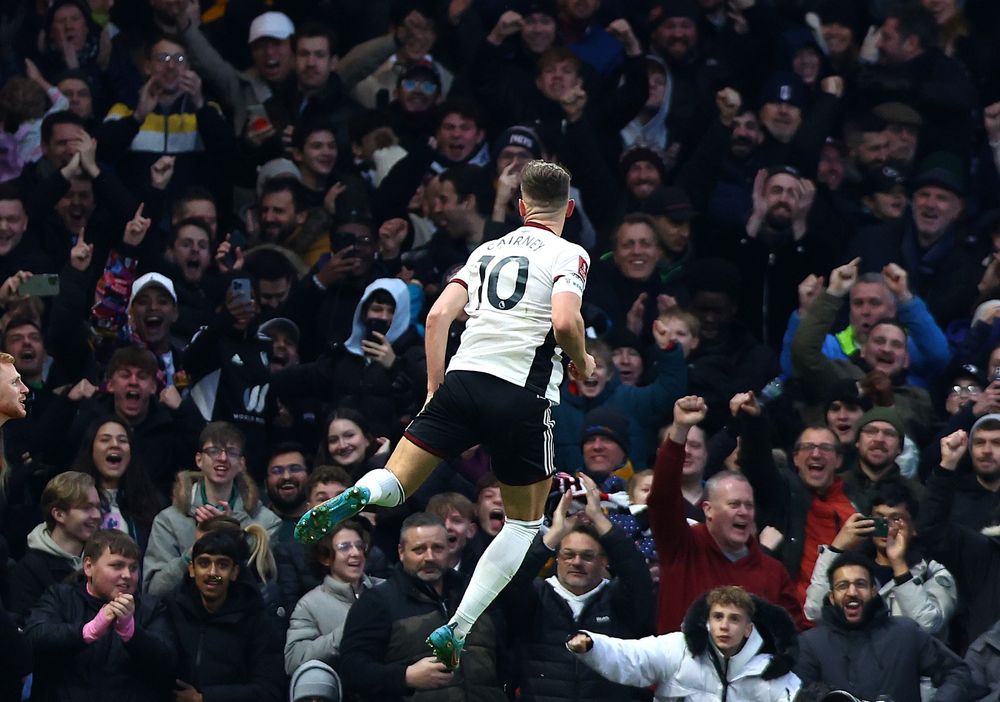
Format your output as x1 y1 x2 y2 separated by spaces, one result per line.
134 203 145 220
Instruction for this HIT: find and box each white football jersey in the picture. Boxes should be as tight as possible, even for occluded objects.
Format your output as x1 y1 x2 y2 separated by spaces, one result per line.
447 223 590 403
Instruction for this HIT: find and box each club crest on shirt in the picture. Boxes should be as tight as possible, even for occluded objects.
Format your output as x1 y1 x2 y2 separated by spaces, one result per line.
578 256 589 283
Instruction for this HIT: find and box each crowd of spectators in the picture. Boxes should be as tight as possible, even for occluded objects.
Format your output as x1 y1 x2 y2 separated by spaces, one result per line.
2 0 1000 699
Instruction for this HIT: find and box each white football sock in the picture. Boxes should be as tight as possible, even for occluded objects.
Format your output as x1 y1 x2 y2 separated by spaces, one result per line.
450 516 542 640
354 468 405 507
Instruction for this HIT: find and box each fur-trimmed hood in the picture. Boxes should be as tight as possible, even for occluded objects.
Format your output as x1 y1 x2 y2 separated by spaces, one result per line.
682 593 798 681
170 470 262 516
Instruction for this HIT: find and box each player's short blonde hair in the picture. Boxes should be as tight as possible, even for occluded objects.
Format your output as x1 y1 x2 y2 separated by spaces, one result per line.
0 352 14 365
521 160 571 210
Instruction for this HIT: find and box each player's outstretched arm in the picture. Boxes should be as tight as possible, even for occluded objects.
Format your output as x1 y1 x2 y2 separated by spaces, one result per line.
425 281 469 395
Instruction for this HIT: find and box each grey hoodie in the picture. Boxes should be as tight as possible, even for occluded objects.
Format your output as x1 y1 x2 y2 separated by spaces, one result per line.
25 523 83 570
343 278 411 358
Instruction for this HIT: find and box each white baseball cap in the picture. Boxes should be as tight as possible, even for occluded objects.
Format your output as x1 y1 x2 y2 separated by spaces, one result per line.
129 272 177 308
248 12 295 44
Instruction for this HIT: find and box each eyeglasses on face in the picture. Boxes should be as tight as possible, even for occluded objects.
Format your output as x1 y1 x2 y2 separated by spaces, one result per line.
832 579 871 592
401 79 437 95
333 540 367 554
200 446 243 460
795 442 837 454
154 52 187 64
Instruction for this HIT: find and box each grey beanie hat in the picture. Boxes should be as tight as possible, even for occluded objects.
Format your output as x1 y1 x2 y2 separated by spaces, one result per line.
290 660 341 702
971 413 1000 443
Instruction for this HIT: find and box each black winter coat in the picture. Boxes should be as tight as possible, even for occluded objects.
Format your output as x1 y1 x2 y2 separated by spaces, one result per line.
503 526 655 702
7 548 77 624
339 566 507 702
166 578 286 702
23 582 176 702
795 599 971 702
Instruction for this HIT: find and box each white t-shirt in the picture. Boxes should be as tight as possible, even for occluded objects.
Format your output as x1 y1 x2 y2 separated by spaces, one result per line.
448 223 590 403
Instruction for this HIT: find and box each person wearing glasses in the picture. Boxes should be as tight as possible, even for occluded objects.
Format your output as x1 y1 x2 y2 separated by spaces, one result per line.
795 552 970 702
730 391 863 607
283 519 383 675
142 422 280 596
263 442 311 543
496 472 654 702
97 33 236 207
803 481 955 640
842 408 925 508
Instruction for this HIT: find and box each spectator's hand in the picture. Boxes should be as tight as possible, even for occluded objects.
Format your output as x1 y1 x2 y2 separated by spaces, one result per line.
759 526 783 550
61 150 83 180
76 131 100 177
978 252 1000 295
651 317 672 351
184 0 201 30
193 501 232 525
405 657 454 689
820 76 844 98
567 354 596 382
566 632 593 653
373 436 391 457
726 4 749 34
859 370 893 406
224 287 256 331
135 79 160 122
546 489 576 547
487 10 524 45
827 257 860 297
67 378 98 402
244 122 276 147
797 273 824 315
939 429 968 471
150 155 176 191
881 263 912 303
316 247 362 287
174 679 203 702
361 331 397 369
60 34 79 69
0 271 32 305
859 26 880 63
159 385 182 410
985 102 1000 143
178 70 204 110
729 391 760 417
560 85 587 123
673 395 707 428
281 125 295 156
577 473 612 534
107 593 135 620
378 218 409 259
214 235 244 274
323 182 347 216
792 178 815 239
24 58 48 89
832 513 875 550
716 87 742 127
657 294 677 316
606 19 641 56
448 0 472 24
973 383 1000 416
626 292 647 336
747 168 768 236
123 203 151 246
885 522 909 574
494 162 522 211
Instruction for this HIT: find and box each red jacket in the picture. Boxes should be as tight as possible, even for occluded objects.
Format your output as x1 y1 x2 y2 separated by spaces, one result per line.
648 438 804 633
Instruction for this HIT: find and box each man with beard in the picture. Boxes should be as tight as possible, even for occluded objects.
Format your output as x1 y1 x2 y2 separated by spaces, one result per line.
619 146 668 210
780 264 950 389
929 415 1000 533
716 165 835 349
98 34 237 206
791 257 937 446
161 218 216 340
841 408 925 510
264 443 311 543
849 159 981 326
338 513 507 701
795 552 970 701
874 102 922 172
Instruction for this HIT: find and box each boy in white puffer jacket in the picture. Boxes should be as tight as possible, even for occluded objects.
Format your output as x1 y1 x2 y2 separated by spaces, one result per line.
567 585 801 702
